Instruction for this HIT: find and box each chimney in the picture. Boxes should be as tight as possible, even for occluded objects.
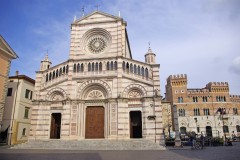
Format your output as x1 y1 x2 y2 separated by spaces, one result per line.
15 70 19 76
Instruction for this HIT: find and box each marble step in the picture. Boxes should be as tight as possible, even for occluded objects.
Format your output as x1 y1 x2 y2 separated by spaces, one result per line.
12 139 166 150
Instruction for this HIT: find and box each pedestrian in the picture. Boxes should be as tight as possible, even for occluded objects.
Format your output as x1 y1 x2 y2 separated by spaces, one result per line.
200 132 204 149
232 131 236 141
191 132 196 149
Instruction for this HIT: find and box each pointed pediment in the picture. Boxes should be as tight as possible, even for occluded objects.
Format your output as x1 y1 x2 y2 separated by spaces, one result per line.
0 35 18 59
73 11 123 25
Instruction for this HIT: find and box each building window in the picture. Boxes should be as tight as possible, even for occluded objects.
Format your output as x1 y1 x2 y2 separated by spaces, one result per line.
233 108 238 115
223 125 229 133
194 108 200 116
203 96 208 102
88 63 91 71
134 64 137 74
77 63 80 72
122 61 125 71
197 127 200 133
25 89 32 100
145 68 148 79
178 109 185 117
22 128 26 136
114 61 117 70
236 125 240 132
7 88 13 96
203 108 210 116
178 97 183 103
24 107 30 119
193 97 198 102
25 89 30 99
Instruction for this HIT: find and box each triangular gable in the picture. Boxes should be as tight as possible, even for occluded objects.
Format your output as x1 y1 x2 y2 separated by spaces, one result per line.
0 35 18 59
73 11 123 24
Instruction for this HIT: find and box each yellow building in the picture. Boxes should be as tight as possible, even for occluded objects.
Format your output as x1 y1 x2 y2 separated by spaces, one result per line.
0 35 18 134
1 74 35 145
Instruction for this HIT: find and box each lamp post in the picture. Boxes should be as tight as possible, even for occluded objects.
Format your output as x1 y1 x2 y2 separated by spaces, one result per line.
194 118 198 133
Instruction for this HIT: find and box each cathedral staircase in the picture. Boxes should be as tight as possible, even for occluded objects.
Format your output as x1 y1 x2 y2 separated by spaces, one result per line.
11 139 166 150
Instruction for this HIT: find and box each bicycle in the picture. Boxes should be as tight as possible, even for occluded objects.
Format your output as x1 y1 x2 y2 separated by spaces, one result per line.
192 141 202 150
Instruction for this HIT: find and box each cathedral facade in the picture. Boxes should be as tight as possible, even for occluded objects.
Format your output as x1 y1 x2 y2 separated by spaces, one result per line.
29 11 164 144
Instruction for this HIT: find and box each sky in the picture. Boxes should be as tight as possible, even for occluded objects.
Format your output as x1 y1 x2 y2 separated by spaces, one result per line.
0 0 240 95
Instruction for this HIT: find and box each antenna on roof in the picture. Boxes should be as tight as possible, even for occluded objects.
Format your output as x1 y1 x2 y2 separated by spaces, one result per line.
82 6 85 17
95 4 100 11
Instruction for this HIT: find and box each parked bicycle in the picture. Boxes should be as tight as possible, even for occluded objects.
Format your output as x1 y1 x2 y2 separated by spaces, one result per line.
192 141 202 150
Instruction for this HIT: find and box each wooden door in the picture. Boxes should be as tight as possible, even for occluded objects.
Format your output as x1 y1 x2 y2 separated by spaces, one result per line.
130 111 142 138
50 113 61 139
85 107 104 139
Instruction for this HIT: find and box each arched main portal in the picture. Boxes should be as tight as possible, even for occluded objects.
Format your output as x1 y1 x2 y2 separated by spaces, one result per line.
80 84 109 139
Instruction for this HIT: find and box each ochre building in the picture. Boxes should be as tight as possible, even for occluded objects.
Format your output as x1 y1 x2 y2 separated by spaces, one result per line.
165 74 240 138
29 11 164 144
0 35 18 132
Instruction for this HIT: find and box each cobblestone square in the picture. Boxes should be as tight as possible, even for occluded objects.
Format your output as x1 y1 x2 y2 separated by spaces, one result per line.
0 142 240 160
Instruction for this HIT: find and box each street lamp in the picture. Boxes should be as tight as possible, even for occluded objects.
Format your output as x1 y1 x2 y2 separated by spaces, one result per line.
194 118 198 133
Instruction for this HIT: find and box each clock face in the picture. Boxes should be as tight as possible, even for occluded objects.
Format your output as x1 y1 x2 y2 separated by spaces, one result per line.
81 28 112 55
87 36 107 54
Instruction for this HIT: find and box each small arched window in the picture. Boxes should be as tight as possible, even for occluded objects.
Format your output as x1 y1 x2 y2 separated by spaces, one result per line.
52 71 55 79
99 62 102 71
110 61 114 70
145 68 148 79
46 73 48 82
134 64 137 74
126 62 129 72
107 62 110 70
59 68 62 76
95 62 98 71
63 66 65 73
77 63 80 72
49 72 52 80
114 61 117 70
138 66 140 75
66 65 69 73
141 67 144 77
92 63 95 71
88 63 91 71
22 128 26 136
56 69 58 78
122 61 125 71
130 64 133 73
81 63 84 72
73 64 76 72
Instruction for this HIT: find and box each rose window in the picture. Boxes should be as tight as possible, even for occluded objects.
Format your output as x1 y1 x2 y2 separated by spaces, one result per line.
81 28 112 54
87 36 107 54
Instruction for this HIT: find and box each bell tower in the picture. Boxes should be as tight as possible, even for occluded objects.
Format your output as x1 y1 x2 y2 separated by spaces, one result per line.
40 55 51 71
145 47 156 64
